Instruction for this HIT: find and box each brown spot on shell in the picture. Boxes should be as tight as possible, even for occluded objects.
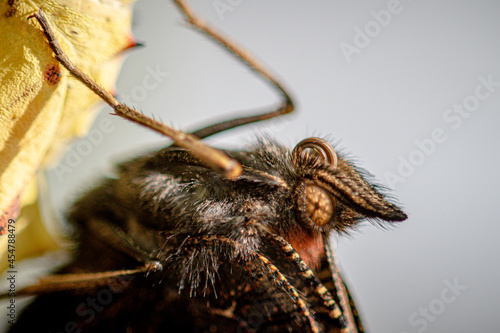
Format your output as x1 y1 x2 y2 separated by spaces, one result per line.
4 0 18 17
4 7 16 17
0 194 20 235
44 63 61 85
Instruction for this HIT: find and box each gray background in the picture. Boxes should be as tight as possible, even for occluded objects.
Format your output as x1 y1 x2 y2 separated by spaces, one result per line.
10 1 500 332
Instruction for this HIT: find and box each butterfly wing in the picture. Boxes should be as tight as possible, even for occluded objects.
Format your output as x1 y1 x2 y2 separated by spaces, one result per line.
0 0 136 270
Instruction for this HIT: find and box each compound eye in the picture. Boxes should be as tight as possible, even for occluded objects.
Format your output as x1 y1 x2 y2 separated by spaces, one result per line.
304 184 336 226
292 137 338 168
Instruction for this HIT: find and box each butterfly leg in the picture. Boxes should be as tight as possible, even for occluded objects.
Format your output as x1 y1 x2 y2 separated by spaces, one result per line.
171 0 295 139
28 9 241 179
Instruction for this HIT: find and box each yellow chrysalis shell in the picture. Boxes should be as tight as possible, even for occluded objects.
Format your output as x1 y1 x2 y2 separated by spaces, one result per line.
0 0 136 270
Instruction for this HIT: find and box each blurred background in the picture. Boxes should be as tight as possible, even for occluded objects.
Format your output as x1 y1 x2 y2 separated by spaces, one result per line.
7 1 500 332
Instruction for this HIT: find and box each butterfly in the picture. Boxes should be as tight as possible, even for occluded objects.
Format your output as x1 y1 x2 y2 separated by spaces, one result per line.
5 1 407 332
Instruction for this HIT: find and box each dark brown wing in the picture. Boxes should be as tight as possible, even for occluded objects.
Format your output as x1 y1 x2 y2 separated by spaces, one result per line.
9 234 348 333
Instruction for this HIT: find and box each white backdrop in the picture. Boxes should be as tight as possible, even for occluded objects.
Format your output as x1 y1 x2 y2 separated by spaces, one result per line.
26 1 500 332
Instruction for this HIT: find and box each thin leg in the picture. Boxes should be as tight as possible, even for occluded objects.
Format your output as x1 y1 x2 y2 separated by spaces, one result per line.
172 0 295 139
0 216 162 298
28 9 241 179
1 266 151 297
